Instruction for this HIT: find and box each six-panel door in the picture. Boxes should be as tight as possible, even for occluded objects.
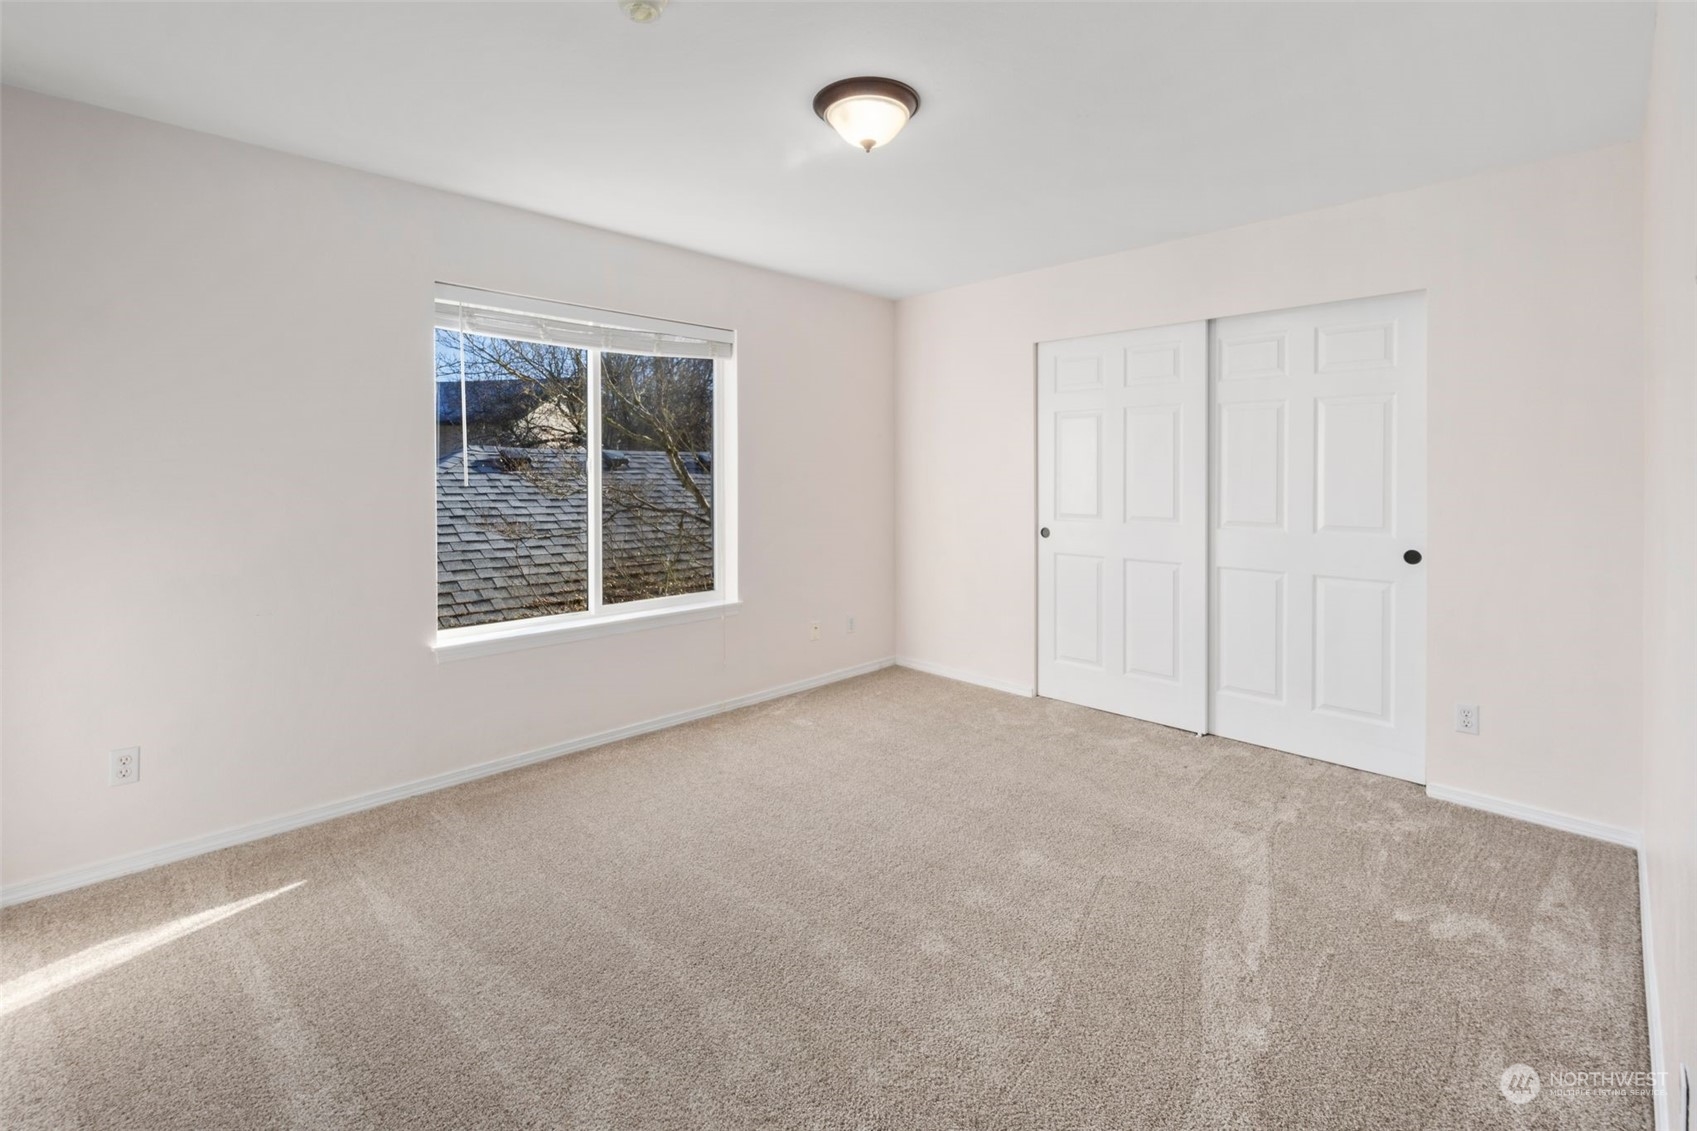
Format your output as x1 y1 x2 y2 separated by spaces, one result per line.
1036 321 1209 733
1210 293 1427 782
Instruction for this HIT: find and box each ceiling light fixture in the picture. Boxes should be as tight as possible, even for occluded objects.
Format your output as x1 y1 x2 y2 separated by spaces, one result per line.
813 77 921 153
620 0 669 23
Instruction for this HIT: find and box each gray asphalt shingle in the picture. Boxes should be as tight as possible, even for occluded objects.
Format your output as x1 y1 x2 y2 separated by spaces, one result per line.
436 445 714 629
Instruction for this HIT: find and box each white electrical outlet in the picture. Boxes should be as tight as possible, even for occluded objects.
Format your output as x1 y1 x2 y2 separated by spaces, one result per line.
846 613 857 635
1455 704 1480 735
109 747 141 786
808 621 821 641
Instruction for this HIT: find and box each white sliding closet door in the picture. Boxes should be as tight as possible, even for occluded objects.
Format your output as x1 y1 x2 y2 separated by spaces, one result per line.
1209 292 1427 782
1037 321 1208 732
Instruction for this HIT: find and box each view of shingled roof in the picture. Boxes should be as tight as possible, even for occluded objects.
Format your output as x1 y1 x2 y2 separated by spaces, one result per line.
437 445 713 629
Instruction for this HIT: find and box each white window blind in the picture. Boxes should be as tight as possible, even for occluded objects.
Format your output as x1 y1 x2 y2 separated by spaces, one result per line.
434 283 733 360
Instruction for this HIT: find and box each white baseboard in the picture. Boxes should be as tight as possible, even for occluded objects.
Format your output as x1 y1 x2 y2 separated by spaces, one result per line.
0 657 897 908
1424 783 1641 848
894 657 1035 698
1640 845 1670 1131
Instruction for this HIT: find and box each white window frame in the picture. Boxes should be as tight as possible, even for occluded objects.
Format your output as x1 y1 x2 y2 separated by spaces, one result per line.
432 284 738 661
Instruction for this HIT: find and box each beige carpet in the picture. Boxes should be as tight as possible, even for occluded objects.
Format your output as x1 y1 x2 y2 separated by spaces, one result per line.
0 668 1651 1129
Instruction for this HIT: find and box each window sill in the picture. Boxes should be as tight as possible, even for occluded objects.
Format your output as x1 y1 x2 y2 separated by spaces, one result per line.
433 599 741 662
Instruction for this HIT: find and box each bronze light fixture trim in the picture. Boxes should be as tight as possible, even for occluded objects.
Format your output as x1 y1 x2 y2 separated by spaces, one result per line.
813 77 922 152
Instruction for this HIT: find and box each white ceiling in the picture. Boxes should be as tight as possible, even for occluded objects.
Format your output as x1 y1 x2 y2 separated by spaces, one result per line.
0 1 1656 298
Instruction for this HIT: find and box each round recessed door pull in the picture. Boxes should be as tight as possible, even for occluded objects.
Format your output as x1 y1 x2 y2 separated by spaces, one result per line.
1040 527 1051 538
1404 549 1423 564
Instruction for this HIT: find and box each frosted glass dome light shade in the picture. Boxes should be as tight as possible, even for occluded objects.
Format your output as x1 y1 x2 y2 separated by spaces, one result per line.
813 77 921 153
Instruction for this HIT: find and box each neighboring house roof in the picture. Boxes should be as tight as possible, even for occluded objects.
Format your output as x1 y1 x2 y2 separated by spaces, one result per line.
437 445 713 628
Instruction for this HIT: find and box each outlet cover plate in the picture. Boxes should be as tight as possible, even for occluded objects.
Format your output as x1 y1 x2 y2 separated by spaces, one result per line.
1454 705 1480 735
109 746 141 786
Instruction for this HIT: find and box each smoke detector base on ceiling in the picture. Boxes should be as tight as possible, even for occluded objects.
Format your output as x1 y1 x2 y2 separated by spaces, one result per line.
620 0 669 24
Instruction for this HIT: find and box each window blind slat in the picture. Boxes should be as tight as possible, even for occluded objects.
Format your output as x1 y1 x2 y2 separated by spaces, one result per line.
433 289 732 360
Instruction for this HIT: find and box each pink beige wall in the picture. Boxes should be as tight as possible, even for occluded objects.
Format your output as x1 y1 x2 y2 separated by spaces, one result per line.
896 142 1646 832
1640 1 1696 1113
0 90 897 890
